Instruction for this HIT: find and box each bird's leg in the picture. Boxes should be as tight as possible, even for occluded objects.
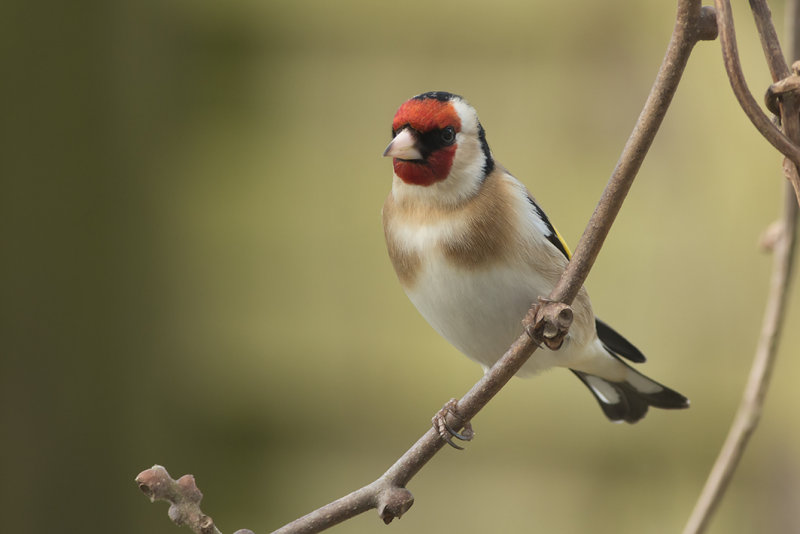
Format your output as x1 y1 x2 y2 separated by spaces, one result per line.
432 398 474 450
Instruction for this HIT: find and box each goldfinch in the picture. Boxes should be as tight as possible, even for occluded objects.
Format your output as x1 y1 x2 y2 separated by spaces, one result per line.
382 91 688 424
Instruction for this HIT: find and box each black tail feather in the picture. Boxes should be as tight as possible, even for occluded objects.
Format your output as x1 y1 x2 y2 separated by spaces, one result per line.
572 369 689 424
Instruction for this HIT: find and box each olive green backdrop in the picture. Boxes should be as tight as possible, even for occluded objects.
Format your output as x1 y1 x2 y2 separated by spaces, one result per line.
3 1 799 533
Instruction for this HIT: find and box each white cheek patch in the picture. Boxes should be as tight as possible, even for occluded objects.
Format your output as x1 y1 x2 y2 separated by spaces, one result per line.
450 99 480 135
450 134 486 183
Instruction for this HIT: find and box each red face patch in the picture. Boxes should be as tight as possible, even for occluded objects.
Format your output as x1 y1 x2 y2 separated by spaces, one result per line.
392 145 457 186
391 98 462 186
392 98 461 135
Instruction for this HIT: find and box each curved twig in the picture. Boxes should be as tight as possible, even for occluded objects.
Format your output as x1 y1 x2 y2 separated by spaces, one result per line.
682 1 800 532
749 0 800 206
713 0 800 175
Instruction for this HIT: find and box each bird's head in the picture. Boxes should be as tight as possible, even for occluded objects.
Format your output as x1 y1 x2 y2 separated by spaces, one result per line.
383 92 494 205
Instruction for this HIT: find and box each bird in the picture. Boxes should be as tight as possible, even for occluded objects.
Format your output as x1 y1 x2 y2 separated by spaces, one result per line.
381 91 688 439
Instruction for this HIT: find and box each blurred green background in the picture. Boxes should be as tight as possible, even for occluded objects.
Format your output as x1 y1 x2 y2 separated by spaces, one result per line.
3 1 799 532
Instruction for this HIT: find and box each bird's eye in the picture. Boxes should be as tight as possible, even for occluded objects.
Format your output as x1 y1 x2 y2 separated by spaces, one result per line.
440 126 456 145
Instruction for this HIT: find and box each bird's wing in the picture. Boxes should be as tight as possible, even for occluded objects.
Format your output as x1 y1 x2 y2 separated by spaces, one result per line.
525 194 572 260
524 192 646 364
594 318 646 363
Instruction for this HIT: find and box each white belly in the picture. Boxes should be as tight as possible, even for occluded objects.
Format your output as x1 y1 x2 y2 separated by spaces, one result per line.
405 255 590 376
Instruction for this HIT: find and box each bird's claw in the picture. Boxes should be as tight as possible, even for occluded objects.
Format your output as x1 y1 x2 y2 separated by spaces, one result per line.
432 399 474 450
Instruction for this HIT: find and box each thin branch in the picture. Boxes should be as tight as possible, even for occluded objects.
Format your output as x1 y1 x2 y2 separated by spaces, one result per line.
713 0 800 178
681 1 800 532
136 465 228 534
550 1 716 303
749 0 790 79
681 165 798 534
751 0 800 206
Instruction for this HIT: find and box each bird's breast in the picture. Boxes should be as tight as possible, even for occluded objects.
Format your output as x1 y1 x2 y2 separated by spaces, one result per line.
382 168 521 287
405 249 558 370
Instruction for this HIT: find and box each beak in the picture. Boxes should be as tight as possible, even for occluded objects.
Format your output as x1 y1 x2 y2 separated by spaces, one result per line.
383 128 423 160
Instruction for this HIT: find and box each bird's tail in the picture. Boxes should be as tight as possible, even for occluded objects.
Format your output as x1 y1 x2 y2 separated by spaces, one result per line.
571 364 689 424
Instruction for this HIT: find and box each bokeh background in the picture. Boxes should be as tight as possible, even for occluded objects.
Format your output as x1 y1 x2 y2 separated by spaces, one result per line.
3 1 799 532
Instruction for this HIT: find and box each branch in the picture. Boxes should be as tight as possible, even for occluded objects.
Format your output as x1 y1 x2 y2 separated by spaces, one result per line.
753 0 800 209
681 162 799 534
136 465 232 534
713 0 800 199
752 0 800 206
549 0 716 303
136 2 717 533
681 2 800 533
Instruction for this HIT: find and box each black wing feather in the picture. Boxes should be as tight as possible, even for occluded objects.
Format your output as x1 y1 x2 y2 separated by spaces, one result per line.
595 318 646 363
526 195 571 260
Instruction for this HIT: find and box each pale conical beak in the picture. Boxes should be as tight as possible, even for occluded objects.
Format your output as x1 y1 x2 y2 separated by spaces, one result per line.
382 128 423 160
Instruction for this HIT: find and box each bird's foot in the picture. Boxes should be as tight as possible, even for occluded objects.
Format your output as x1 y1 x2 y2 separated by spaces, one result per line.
432 398 474 450
523 298 574 351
